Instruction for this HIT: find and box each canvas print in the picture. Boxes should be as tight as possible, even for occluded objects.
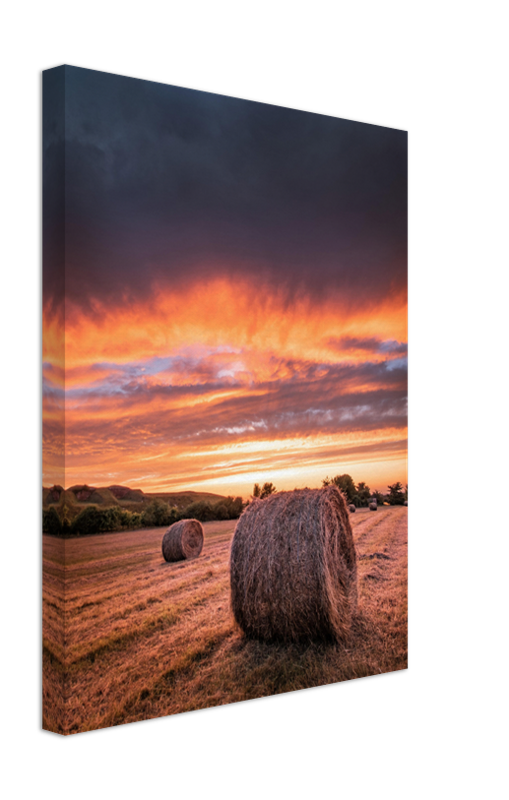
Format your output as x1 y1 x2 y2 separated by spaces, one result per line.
43 65 408 735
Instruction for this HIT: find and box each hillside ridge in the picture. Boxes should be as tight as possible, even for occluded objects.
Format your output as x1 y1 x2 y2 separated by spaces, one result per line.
42 484 229 515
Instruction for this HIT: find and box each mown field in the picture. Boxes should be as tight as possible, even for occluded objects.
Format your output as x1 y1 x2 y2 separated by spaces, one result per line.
43 506 407 734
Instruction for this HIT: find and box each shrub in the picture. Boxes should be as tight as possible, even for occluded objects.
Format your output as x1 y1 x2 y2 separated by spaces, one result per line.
129 512 143 529
70 506 106 536
216 496 243 519
43 507 63 536
213 503 230 520
100 506 122 531
140 500 175 528
181 501 216 522
226 496 244 518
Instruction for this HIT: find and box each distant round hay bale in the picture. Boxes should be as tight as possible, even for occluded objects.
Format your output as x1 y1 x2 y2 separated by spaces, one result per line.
348 504 356 513
162 519 204 562
230 486 358 643
369 502 377 511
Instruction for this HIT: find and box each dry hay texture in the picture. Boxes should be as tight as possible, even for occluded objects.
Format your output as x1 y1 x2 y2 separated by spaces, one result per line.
230 486 358 644
162 519 204 562
369 502 377 511
348 503 356 513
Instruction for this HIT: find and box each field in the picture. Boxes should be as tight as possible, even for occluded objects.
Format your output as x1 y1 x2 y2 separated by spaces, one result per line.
42 506 407 735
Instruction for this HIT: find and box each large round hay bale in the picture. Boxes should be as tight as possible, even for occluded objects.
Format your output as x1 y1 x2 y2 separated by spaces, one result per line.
230 486 357 643
162 519 204 562
369 502 377 511
348 504 356 513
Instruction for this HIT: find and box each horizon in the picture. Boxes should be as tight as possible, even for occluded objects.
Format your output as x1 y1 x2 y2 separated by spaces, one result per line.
43 67 407 499
43 469 407 502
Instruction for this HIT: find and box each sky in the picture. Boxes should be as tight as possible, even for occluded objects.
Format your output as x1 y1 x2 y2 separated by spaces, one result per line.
43 66 407 498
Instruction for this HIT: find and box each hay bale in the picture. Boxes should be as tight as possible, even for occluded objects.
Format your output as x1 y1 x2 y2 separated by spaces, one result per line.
348 504 356 513
162 519 204 562
369 502 377 511
230 486 358 643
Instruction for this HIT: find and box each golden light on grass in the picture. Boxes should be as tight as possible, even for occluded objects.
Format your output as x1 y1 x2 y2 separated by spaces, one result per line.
43 507 407 734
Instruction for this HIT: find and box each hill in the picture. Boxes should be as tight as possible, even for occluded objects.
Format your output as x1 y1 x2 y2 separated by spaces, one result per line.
144 490 231 507
42 484 229 520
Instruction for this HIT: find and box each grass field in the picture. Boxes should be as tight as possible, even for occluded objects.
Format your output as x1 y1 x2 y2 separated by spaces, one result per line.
42 506 407 734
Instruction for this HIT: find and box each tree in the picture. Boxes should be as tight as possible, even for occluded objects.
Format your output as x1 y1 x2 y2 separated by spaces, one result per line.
223 496 243 518
253 482 276 499
212 502 230 520
387 482 405 506
322 474 357 503
140 500 173 527
181 500 216 522
70 506 105 536
355 481 371 507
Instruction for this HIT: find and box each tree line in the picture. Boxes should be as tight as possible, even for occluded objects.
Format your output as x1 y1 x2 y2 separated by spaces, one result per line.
250 475 408 507
43 474 408 536
321 474 408 507
43 495 244 537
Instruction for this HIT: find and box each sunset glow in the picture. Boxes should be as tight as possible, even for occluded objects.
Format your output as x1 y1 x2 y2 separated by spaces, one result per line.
43 67 407 497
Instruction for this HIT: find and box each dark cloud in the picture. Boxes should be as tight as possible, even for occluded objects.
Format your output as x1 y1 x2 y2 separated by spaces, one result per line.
43 67 65 318
44 65 407 312
66 386 407 455
327 336 408 356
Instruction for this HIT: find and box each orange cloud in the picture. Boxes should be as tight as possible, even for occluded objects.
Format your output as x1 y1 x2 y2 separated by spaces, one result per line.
63 276 407 370
43 274 407 494
43 306 64 369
